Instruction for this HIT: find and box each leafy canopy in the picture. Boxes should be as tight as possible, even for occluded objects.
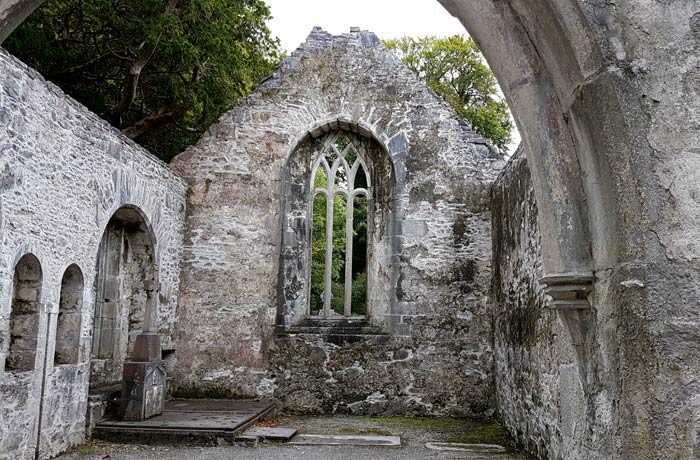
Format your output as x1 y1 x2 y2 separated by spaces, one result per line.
5 0 282 161
384 35 513 152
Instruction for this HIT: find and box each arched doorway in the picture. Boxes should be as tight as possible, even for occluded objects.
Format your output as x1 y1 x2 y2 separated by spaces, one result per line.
435 2 700 459
90 206 158 388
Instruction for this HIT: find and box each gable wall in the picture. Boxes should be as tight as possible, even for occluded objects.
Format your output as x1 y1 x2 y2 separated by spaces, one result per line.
171 28 503 415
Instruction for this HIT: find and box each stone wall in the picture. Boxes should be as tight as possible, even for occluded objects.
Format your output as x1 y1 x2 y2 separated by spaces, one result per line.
492 150 589 460
439 2 700 458
0 48 186 460
171 28 503 416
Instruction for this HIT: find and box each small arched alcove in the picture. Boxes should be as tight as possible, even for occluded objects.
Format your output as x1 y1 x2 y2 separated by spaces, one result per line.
54 264 83 366
91 206 158 386
278 127 395 327
5 253 42 373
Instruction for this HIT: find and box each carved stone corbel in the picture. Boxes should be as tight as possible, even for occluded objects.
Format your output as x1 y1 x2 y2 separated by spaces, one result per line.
541 272 594 347
541 273 593 310
541 273 595 385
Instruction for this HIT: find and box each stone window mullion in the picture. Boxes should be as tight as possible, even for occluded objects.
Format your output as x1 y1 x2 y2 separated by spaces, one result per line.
343 191 354 317
323 180 334 319
308 134 373 319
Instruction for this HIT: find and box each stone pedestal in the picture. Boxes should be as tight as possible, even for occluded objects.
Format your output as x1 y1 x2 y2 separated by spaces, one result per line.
119 332 166 421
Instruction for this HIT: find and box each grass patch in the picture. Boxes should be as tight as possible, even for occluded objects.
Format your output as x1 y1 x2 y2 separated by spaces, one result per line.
337 426 394 436
354 416 515 449
68 442 96 454
445 418 513 446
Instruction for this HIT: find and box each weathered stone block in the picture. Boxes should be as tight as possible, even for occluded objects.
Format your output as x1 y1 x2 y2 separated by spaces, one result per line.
120 361 166 421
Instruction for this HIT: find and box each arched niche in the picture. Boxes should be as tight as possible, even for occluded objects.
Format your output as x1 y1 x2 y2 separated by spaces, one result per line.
5 253 42 373
54 264 83 366
278 128 395 327
91 206 159 386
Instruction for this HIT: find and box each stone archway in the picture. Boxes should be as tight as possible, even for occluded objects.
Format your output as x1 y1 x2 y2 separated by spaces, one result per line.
91 206 159 388
5 253 42 374
0 0 42 42
54 264 84 366
439 2 700 459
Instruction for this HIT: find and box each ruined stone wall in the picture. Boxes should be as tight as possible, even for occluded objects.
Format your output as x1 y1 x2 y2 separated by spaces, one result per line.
172 28 503 416
492 150 587 460
439 2 700 458
0 49 186 460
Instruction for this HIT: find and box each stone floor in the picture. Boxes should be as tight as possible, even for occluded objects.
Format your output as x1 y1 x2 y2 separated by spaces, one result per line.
60 414 533 460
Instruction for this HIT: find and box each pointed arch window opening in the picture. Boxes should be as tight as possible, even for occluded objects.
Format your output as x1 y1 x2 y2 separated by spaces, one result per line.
309 135 371 319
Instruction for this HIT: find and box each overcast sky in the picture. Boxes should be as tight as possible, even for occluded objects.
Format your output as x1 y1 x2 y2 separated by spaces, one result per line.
264 0 520 153
264 0 468 53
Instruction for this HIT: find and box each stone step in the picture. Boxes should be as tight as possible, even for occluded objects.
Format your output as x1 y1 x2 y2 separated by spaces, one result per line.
279 332 392 345
85 385 122 437
285 325 386 334
289 434 401 446
240 427 298 441
425 442 507 453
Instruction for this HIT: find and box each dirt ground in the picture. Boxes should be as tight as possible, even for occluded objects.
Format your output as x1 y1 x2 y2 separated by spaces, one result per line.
59 415 533 460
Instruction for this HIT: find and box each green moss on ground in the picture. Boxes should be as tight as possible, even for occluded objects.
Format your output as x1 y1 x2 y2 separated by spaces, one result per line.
355 416 516 449
67 443 96 454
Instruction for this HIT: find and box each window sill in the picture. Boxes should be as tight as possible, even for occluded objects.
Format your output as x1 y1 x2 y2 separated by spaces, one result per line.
275 317 390 345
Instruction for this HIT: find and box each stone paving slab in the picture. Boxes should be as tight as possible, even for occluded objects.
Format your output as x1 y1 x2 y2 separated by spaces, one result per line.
60 414 533 459
241 427 298 440
425 442 507 453
289 434 401 446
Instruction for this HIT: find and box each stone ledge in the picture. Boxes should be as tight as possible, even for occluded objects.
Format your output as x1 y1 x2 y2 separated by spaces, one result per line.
276 318 391 345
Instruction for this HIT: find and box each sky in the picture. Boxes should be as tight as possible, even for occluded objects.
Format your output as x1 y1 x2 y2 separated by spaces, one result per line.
264 0 520 153
264 0 467 53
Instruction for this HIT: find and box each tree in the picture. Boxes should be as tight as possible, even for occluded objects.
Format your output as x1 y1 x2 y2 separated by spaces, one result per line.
4 0 281 161
385 35 513 152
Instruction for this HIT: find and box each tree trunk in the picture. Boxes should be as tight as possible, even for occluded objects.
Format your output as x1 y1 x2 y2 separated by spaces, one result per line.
109 0 178 126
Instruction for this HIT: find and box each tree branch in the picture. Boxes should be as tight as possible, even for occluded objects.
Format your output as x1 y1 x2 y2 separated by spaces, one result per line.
109 0 178 126
174 120 199 132
121 107 185 139
46 52 112 80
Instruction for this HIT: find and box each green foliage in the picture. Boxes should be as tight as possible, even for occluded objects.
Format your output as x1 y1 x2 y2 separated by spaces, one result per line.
310 194 326 314
384 35 513 152
310 172 348 314
351 273 367 316
309 169 368 316
5 0 281 161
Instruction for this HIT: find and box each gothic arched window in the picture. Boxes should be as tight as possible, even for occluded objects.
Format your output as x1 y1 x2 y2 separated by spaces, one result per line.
279 127 394 327
309 135 370 318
